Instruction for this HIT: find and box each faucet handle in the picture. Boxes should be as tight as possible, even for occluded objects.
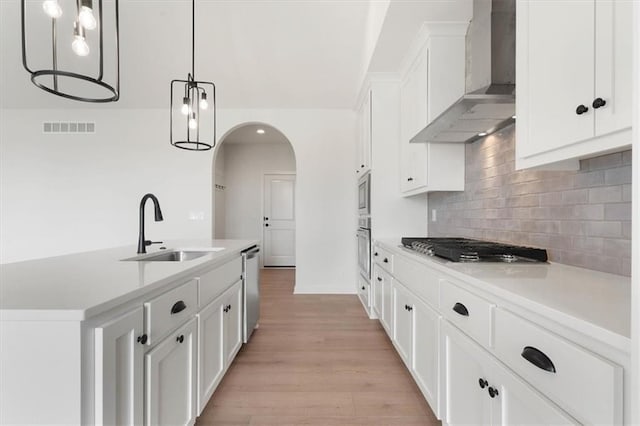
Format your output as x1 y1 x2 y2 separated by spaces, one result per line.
145 240 163 247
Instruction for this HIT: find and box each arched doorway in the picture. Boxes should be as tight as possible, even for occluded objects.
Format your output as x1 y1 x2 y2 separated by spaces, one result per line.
212 123 296 267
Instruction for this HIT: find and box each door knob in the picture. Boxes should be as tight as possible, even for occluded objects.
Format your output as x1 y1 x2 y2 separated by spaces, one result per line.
592 97 606 109
137 334 148 345
264 217 269 221
478 378 488 389
576 104 589 115
265 223 269 227
488 387 499 398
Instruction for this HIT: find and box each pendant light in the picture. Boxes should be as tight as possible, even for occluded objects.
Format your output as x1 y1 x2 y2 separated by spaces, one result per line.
21 0 120 102
170 0 216 151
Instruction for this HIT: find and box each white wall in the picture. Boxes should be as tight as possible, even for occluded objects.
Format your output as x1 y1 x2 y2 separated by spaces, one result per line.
0 107 357 294
218 142 295 244
214 144 226 238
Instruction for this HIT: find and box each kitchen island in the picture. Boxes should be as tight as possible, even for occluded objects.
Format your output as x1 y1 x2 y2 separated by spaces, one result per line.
0 239 258 425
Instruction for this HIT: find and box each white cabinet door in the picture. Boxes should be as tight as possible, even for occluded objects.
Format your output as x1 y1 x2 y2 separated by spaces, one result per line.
357 90 372 174
223 281 243 366
372 271 383 320
94 306 144 426
393 283 413 368
522 0 595 157
381 271 393 336
197 297 225 415
441 321 492 426
146 318 197 426
412 297 439 417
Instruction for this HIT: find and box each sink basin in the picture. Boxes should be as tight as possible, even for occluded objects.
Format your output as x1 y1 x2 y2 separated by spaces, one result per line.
123 247 225 262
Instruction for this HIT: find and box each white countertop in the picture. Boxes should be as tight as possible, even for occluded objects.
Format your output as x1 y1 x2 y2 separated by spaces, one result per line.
0 239 258 321
377 238 631 350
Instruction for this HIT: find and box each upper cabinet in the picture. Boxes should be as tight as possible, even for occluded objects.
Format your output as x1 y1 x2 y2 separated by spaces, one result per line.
399 23 468 196
356 89 372 175
515 0 632 170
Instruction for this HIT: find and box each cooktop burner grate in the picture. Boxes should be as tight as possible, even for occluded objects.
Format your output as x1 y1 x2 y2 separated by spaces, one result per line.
401 237 548 263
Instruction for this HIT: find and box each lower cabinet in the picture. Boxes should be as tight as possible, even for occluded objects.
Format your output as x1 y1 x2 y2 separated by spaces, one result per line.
222 280 243 366
441 321 577 425
392 282 413 368
145 317 197 426
94 306 145 426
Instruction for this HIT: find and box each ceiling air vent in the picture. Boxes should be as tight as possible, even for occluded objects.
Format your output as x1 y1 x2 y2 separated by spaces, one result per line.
42 122 96 134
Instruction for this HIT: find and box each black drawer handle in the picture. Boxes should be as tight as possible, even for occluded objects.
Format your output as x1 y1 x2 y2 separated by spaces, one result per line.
592 97 606 109
488 386 499 398
137 334 148 345
171 300 187 315
383 258 388 263
478 378 488 389
521 346 556 373
576 104 589 115
452 302 469 316
377 277 382 282
176 334 184 344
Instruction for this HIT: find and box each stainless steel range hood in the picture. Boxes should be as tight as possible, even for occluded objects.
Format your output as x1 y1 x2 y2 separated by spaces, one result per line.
411 0 515 144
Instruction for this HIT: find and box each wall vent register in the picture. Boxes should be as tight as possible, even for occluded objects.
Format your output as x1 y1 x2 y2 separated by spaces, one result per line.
401 237 547 263
43 122 95 133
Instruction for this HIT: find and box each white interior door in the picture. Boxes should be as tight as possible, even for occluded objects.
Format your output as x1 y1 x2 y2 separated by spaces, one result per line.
263 174 295 267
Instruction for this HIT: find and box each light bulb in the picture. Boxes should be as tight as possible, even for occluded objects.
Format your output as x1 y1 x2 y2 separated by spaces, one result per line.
42 0 62 18
181 97 190 115
78 5 97 30
199 92 208 110
72 22 90 56
189 113 198 129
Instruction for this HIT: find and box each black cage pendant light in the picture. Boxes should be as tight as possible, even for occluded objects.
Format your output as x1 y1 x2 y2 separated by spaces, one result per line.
170 0 216 151
21 0 120 102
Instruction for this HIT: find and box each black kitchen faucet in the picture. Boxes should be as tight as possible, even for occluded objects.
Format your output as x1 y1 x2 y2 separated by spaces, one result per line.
137 193 164 254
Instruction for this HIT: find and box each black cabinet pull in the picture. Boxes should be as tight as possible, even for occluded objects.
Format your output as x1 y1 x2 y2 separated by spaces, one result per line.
383 258 388 263
361 164 365 168
576 104 589 115
361 286 366 290
176 335 184 344
521 346 556 373
137 334 148 345
407 306 413 312
374 252 378 257
377 277 382 282
488 386 499 398
171 300 187 315
452 302 469 317
407 177 414 182
478 378 488 389
592 97 606 109
227 304 232 311
223 306 228 313
265 223 269 227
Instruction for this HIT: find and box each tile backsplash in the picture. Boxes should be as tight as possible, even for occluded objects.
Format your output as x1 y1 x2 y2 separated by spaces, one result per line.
428 126 632 276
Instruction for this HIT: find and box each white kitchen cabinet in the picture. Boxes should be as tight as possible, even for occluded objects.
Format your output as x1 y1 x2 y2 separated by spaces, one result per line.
412 297 440 417
222 280 243 366
399 24 467 196
197 294 225 414
392 282 413 368
145 317 197 426
516 0 632 169
381 269 393 336
94 306 145 426
441 321 576 425
371 268 383 320
356 89 372 175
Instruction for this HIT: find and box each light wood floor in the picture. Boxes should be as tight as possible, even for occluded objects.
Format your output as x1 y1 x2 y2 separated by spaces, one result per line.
196 269 440 426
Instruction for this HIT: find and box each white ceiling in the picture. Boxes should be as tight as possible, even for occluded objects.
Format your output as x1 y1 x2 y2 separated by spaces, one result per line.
0 0 472 110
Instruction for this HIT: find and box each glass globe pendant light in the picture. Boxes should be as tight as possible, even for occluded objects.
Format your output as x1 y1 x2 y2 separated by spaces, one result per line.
170 0 216 151
21 0 120 102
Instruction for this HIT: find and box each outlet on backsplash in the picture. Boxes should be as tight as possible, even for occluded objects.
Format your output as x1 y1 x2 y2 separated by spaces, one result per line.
427 125 632 276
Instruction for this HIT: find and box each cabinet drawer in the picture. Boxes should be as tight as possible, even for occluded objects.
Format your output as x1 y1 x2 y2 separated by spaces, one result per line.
439 280 493 348
493 308 622 425
393 254 438 308
199 257 242 308
144 280 198 345
372 246 393 273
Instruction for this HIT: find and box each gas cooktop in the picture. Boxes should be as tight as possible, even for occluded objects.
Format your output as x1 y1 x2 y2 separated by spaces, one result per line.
401 237 548 263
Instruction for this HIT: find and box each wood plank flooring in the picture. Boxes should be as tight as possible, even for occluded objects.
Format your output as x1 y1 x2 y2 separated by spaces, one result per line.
196 269 440 426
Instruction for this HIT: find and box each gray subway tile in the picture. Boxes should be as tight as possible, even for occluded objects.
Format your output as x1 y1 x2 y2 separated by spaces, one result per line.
603 239 632 258
585 152 623 170
622 150 632 165
562 189 589 204
573 170 604 188
622 221 632 239
604 203 631 221
588 186 622 203
572 204 605 220
539 192 563 206
585 221 622 238
604 166 631 185
622 184 632 202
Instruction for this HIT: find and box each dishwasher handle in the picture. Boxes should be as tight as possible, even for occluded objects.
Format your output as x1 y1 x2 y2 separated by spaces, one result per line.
243 246 260 260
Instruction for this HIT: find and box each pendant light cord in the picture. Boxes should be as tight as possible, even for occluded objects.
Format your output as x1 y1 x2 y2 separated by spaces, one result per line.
191 0 195 81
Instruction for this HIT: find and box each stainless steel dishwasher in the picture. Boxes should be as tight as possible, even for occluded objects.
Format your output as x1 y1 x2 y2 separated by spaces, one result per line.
242 246 260 343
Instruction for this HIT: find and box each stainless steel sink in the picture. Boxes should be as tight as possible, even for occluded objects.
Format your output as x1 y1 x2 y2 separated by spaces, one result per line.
122 248 225 262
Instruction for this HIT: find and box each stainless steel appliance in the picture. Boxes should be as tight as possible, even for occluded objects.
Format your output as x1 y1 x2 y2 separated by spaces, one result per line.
401 237 547 263
358 172 371 216
357 217 371 279
242 245 260 343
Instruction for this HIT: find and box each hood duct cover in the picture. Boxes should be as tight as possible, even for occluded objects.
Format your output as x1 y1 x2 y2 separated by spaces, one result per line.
411 0 515 144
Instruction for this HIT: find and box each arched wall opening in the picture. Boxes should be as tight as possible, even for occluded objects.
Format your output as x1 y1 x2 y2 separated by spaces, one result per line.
212 122 297 268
